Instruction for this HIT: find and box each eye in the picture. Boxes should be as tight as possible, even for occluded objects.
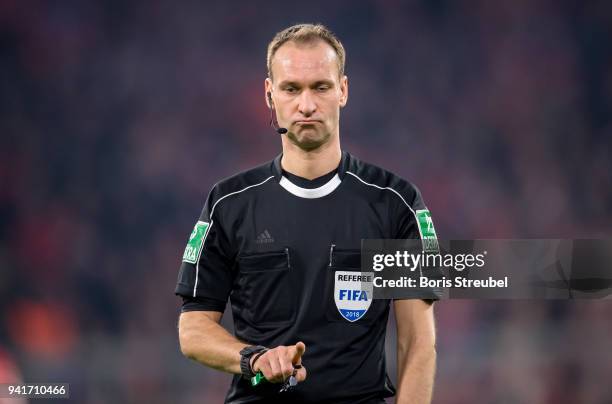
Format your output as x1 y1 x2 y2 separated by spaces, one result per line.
317 85 330 92
284 87 297 94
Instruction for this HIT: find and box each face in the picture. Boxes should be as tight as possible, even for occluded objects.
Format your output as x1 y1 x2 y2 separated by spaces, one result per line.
266 40 348 151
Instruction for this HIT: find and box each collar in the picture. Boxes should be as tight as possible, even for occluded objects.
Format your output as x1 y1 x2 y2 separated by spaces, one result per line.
271 151 351 199
271 150 350 181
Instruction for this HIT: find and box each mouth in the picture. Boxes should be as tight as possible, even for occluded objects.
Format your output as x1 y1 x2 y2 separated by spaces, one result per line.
294 120 321 125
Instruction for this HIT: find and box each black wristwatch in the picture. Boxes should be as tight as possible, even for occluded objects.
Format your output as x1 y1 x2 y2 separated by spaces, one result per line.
239 345 268 379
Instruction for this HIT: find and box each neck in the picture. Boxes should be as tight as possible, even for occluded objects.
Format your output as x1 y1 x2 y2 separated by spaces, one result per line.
280 136 341 180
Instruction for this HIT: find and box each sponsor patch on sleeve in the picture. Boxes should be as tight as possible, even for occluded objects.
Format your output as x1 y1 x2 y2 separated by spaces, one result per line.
182 221 209 264
415 209 439 252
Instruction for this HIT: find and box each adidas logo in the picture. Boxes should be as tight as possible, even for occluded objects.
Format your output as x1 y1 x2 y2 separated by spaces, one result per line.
255 229 275 244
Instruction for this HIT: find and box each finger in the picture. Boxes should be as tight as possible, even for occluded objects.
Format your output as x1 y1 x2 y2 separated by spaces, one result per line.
267 353 283 383
295 365 307 382
291 341 306 364
258 356 273 381
277 354 293 380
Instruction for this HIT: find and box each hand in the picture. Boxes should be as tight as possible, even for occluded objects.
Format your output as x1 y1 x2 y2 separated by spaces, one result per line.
250 341 307 383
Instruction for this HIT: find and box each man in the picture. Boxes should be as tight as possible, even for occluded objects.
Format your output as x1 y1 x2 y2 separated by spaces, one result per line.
176 24 438 404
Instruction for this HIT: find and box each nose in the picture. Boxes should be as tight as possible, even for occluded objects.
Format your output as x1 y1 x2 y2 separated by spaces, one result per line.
297 90 317 117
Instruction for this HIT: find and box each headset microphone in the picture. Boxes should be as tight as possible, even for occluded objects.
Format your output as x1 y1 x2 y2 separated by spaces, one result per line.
267 92 288 135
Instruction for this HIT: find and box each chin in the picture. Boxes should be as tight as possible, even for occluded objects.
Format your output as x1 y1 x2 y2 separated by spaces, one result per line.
288 130 330 151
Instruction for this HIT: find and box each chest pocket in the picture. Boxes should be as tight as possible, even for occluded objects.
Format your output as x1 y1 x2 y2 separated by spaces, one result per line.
326 246 389 324
236 248 296 326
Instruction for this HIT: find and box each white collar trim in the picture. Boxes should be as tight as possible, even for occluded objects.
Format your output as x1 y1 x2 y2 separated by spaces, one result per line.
279 174 341 199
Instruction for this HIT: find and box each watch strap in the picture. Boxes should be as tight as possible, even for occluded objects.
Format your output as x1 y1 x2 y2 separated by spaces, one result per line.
239 345 267 379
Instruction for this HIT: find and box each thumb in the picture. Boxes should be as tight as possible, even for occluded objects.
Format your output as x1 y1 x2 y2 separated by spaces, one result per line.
291 341 306 364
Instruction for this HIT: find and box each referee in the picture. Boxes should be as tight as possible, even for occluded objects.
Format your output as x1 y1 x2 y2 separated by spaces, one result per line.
176 24 438 404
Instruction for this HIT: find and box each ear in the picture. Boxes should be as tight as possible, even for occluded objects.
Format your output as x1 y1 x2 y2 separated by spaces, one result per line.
265 78 273 109
339 75 349 108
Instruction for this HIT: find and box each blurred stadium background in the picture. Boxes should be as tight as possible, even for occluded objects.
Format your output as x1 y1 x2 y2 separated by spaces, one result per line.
1 0 611 403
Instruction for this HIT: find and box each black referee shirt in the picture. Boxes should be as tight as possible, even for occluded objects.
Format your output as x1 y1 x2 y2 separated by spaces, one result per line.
175 151 438 404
